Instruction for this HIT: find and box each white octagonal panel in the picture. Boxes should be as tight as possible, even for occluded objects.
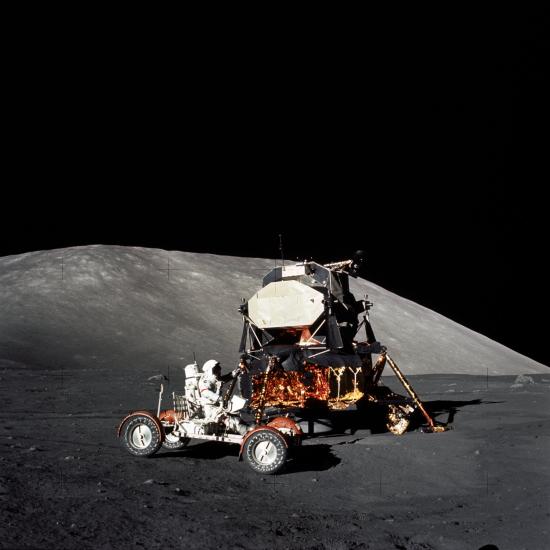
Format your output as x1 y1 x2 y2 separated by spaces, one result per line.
248 280 324 329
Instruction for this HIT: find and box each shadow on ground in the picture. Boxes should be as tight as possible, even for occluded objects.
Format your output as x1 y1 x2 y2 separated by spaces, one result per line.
285 444 341 474
152 441 239 460
295 397 500 436
151 440 341 474
417 398 504 429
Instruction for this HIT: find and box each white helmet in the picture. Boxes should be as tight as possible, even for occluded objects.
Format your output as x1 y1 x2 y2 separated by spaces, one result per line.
202 359 220 376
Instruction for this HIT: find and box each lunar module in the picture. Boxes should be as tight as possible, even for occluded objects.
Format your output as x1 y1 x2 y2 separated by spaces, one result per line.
118 253 445 475
236 252 447 436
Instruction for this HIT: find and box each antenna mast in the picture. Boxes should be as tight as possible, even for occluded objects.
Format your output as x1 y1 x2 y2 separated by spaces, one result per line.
279 234 285 267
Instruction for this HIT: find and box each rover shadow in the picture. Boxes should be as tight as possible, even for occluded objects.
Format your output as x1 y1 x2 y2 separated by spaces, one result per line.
284 443 341 474
154 440 340 475
153 441 239 460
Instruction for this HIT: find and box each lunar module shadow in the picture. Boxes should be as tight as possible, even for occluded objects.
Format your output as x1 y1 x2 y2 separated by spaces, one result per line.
287 397 489 437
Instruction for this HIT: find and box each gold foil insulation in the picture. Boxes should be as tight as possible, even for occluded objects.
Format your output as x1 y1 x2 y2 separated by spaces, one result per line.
249 363 365 410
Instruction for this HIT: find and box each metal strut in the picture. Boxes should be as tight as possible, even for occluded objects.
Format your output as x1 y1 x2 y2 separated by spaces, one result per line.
254 356 276 425
384 353 448 433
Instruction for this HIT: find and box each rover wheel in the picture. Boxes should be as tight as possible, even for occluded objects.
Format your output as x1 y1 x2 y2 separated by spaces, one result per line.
243 429 287 474
386 404 411 436
162 431 190 450
121 415 162 457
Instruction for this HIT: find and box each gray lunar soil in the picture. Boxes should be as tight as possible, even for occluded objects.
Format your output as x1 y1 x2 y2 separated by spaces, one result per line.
0 246 548 549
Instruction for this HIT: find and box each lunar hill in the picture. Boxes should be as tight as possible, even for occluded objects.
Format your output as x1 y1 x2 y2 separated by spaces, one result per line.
0 245 546 376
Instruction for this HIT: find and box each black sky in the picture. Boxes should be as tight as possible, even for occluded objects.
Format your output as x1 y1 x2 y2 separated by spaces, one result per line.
2 19 548 366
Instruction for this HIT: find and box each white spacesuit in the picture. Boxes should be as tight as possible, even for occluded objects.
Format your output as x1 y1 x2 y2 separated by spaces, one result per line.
198 359 249 435
183 363 202 415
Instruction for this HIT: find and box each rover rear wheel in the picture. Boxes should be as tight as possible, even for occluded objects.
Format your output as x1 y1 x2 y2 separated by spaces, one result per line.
120 415 162 457
162 431 190 450
243 429 287 474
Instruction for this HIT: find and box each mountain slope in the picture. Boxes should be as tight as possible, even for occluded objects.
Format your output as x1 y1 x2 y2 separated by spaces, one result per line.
0 245 547 375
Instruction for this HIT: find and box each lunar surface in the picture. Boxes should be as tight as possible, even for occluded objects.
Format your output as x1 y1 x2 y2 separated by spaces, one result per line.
1 246 548 549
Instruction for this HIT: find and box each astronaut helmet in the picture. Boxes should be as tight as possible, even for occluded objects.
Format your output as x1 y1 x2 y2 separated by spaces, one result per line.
202 359 220 377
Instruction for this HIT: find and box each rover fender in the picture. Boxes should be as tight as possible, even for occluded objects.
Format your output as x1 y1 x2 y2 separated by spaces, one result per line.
267 416 303 446
158 409 183 424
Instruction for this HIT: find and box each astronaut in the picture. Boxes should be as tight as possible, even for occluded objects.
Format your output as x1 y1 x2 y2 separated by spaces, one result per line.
182 362 202 415
198 359 249 435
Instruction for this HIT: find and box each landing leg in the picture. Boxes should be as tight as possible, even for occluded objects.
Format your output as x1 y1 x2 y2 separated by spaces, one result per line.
385 353 449 433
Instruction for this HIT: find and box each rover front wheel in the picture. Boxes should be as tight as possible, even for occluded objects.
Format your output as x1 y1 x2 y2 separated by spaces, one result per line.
120 415 162 457
243 429 287 474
